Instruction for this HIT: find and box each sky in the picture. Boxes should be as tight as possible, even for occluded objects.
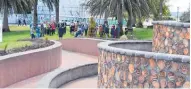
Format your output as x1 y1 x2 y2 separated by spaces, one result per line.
59 0 190 13
168 0 190 12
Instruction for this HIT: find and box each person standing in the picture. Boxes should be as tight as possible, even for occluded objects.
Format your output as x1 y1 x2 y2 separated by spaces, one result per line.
103 21 109 38
41 23 45 37
30 23 35 39
36 24 41 38
63 20 67 35
84 22 88 36
23 19 26 26
116 23 121 38
70 21 75 34
50 22 56 36
43 22 47 35
111 24 115 38
99 25 103 38
18 19 21 26
74 21 79 32
46 22 50 35
80 23 85 36
58 21 66 40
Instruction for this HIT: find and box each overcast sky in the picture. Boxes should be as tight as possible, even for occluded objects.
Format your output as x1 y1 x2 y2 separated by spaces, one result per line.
59 0 190 13
168 0 190 12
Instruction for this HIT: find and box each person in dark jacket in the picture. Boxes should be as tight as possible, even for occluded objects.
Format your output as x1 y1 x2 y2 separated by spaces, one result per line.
58 21 66 40
41 23 45 37
18 19 21 26
23 19 26 26
111 24 115 38
103 21 109 38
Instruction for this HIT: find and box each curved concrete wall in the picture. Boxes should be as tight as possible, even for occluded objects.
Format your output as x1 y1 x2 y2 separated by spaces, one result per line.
110 41 152 52
98 41 190 88
0 41 62 88
60 38 106 56
37 63 98 88
152 21 190 55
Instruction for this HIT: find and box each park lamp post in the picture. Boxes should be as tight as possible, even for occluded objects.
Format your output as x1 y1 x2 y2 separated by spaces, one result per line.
177 7 179 22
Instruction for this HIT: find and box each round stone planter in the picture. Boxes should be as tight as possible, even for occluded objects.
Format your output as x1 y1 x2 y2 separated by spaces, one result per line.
97 40 190 88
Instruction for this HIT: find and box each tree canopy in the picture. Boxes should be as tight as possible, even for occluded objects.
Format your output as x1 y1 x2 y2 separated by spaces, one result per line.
180 8 190 22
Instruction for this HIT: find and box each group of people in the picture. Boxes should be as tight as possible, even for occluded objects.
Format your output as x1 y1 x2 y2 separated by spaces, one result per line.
29 21 60 39
86 17 122 38
18 19 27 26
98 22 121 38
69 20 89 38
29 17 122 40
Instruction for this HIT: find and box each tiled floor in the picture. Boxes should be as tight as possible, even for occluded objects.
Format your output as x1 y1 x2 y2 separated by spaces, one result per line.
6 50 98 88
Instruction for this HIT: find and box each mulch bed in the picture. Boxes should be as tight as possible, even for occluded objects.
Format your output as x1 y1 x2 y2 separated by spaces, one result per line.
0 39 54 56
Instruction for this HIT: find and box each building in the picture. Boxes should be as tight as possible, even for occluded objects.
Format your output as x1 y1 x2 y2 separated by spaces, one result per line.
4 0 127 26
5 0 88 24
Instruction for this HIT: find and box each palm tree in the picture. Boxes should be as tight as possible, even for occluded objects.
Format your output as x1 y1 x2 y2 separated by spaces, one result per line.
52 0 59 25
0 0 35 32
159 0 164 20
84 0 154 36
33 0 59 28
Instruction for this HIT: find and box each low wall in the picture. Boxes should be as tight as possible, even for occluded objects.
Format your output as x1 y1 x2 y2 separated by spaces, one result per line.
98 41 190 88
152 21 190 55
60 38 106 56
0 41 62 88
37 63 98 88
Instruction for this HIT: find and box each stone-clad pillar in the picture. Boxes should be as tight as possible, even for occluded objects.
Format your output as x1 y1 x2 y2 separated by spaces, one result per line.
152 21 190 55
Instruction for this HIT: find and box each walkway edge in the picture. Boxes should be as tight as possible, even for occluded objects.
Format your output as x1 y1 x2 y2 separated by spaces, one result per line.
37 63 98 88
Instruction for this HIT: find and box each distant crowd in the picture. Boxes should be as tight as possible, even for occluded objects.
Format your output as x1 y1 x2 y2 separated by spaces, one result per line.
29 17 124 40
18 19 27 26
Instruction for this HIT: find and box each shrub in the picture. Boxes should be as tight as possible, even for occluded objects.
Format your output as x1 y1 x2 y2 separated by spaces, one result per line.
119 35 128 40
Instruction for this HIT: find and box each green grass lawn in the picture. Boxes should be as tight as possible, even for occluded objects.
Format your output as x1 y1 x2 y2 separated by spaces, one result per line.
1 26 32 50
133 28 153 40
0 25 153 50
0 26 74 50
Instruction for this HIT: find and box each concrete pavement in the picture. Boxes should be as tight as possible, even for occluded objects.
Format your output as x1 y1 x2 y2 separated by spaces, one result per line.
7 50 98 88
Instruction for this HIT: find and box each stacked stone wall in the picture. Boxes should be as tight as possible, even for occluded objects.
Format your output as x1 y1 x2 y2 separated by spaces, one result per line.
98 41 190 88
152 22 190 55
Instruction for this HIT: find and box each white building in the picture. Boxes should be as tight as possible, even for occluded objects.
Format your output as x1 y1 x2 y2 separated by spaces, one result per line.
4 0 88 24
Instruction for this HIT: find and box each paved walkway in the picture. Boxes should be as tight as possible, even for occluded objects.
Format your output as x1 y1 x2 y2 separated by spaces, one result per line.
60 76 97 88
7 50 98 88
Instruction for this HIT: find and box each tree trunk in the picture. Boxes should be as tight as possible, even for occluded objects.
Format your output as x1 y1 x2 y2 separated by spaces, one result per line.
127 9 133 30
33 0 38 29
104 7 109 21
137 16 143 28
3 4 10 32
56 3 59 25
133 14 136 27
99 15 101 25
117 3 123 37
104 13 108 21
159 0 164 20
